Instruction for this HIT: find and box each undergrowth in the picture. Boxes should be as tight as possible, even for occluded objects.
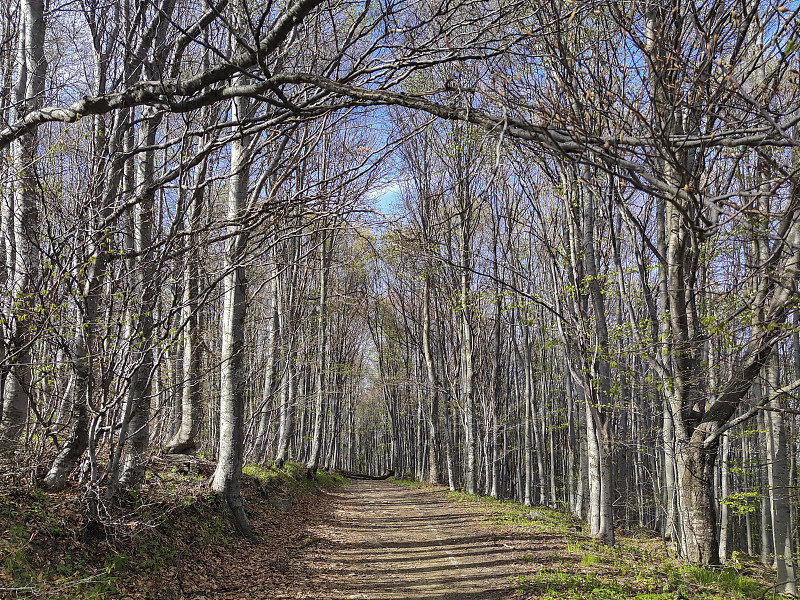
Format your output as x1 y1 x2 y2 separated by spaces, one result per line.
440 489 777 600
390 477 423 488
0 459 343 599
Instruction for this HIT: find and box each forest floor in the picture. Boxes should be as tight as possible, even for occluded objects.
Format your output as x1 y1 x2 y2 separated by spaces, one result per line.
304 480 777 600
304 479 518 599
0 463 784 600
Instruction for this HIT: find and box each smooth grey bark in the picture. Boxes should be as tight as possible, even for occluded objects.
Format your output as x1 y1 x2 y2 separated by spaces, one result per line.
458 193 476 494
579 179 614 546
253 255 281 461
519 327 532 506
306 226 331 477
119 0 176 484
757 402 774 564
489 226 502 498
522 329 546 505
165 116 210 455
103 110 137 497
566 373 578 514
766 355 796 594
420 184 441 485
0 0 45 452
586 394 601 534
578 402 588 518
274 350 296 467
0 13 17 400
274 212 302 467
118 109 159 487
531 376 546 505
422 273 440 485
662 396 679 546
210 90 253 538
548 411 556 507
718 432 730 562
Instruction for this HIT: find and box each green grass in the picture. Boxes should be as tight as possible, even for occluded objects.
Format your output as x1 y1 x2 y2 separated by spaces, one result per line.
664 564 766 599
443 489 581 534
434 488 773 600
243 461 346 495
511 561 767 600
391 477 423 488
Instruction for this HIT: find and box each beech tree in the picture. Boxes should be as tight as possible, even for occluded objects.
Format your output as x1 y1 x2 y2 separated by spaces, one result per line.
2 0 800 581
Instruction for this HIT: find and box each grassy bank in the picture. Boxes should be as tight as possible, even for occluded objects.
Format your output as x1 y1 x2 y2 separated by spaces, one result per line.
434 487 779 600
0 459 345 599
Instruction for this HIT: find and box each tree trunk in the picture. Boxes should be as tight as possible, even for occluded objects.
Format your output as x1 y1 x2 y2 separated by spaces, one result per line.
119 110 159 487
719 432 730 562
210 91 253 539
766 354 796 594
0 0 45 453
165 134 208 455
422 274 440 485
254 256 281 461
459 200 476 494
522 330 532 506
306 227 330 476
676 436 720 565
663 397 679 546
275 237 299 467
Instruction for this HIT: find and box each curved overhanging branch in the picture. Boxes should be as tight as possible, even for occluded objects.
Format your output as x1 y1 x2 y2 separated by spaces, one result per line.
0 0 324 147
5 68 798 192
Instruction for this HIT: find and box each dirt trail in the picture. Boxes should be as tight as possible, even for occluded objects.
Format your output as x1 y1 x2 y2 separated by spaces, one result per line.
305 480 520 600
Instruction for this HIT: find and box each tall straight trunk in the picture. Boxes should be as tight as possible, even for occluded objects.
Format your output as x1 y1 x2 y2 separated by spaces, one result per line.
0 0 45 452
0 11 17 414
275 351 295 466
422 274 440 484
758 404 774 564
103 116 136 495
119 109 160 486
118 0 176 485
490 217 502 498
254 257 280 460
578 403 588 517
766 354 797 594
566 373 578 513
548 412 557 507
442 384 456 491
580 178 614 545
415 386 424 480
719 432 730 562
210 90 253 538
663 397 679 545
586 396 601 534
531 376 546 505
306 228 330 476
459 206 476 494
274 237 299 467
521 329 532 506
165 137 207 455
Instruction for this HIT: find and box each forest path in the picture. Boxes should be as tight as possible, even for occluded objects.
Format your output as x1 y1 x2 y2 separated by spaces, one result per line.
304 480 520 599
